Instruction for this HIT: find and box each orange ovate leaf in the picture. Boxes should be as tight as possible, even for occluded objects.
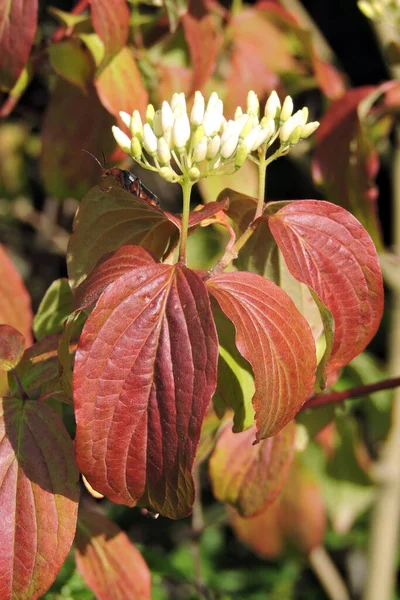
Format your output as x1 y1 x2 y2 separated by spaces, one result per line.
207 272 316 439
0 244 32 346
268 200 384 373
0 398 79 599
75 508 151 600
209 421 296 517
89 0 129 64
74 264 218 518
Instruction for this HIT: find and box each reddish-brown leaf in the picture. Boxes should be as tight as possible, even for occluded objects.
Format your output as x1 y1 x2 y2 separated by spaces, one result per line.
67 186 178 291
75 508 151 600
73 245 157 310
0 324 25 371
182 8 221 95
166 198 229 232
312 86 384 246
40 79 115 199
228 501 284 559
207 272 316 439
268 200 384 373
0 244 32 346
0 0 38 91
209 421 295 517
229 457 326 557
74 264 218 518
0 398 79 599
95 46 148 118
90 0 129 64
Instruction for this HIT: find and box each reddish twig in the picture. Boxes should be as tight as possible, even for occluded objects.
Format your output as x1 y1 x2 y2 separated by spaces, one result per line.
302 377 400 410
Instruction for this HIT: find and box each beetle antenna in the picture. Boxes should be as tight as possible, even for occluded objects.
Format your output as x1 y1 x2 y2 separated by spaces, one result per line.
101 149 107 168
82 149 105 173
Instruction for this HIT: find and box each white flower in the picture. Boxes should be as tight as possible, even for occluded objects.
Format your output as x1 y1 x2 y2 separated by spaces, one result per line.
264 91 281 119
190 91 205 126
112 126 131 153
111 90 318 185
143 123 158 155
280 96 294 122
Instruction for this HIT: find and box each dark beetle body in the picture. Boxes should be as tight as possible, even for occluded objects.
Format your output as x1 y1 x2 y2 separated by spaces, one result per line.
105 166 160 207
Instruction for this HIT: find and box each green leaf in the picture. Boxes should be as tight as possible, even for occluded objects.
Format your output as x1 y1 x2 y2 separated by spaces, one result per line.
33 279 73 340
48 6 90 29
212 300 255 432
48 39 93 93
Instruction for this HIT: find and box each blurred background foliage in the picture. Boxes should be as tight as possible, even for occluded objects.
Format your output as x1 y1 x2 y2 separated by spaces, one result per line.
1 0 399 598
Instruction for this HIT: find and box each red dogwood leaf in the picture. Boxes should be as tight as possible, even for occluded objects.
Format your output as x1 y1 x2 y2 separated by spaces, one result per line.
75 508 151 600
74 264 218 518
207 272 316 439
95 46 148 118
0 398 79 599
182 6 221 95
73 245 157 310
0 324 25 371
0 0 38 91
268 200 384 373
67 186 178 291
209 421 296 517
0 244 32 345
90 0 129 66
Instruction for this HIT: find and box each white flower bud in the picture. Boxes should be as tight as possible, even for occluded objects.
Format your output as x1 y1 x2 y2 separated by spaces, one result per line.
242 126 260 152
163 126 172 148
172 112 190 149
161 101 174 132
234 106 243 120
220 130 239 159
252 124 272 150
193 136 208 163
188 166 201 181
301 121 320 139
220 120 236 145
280 115 297 143
246 90 259 115
265 91 281 119
159 166 176 182
145 104 155 124
192 125 205 148
143 123 158 155
157 136 171 164
131 137 142 159
190 91 205 126
235 114 250 137
112 126 131 153
280 96 293 122
203 110 223 137
131 110 143 139
171 92 186 116
153 110 163 137
301 106 309 124
206 135 221 159
119 111 131 129
206 91 219 112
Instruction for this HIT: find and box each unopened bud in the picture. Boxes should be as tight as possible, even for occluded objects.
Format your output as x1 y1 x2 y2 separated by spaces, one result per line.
119 111 131 129
159 166 176 182
157 136 171 164
130 136 142 159
153 110 163 137
145 104 155 125
280 96 293 122
301 121 320 139
265 91 281 120
143 123 158 155
190 91 205 126
246 90 259 116
235 143 249 168
112 126 131 153
188 166 201 181
131 110 143 140
206 135 221 159
289 124 303 145
193 137 208 163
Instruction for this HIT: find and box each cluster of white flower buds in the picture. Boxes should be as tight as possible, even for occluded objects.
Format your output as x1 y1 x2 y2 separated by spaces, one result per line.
358 0 400 21
112 90 319 184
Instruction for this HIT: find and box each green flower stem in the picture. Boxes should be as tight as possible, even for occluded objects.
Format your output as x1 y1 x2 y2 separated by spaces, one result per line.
255 158 267 219
178 179 194 264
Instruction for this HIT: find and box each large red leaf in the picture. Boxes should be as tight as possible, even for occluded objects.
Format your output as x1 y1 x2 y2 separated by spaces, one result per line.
75 508 151 600
209 421 295 517
0 324 25 371
207 272 316 439
0 244 32 345
73 245 157 310
90 0 129 65
0 0 38 91
67 186 178 291
268 200 384 373
95 46 148 118
74 264 218 518
0 398 79 599
40 79 115 199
